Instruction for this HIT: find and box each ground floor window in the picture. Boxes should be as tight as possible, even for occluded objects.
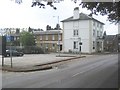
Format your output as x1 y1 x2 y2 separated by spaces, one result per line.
52 44 55 49
93 41 95 49
73 41 78 49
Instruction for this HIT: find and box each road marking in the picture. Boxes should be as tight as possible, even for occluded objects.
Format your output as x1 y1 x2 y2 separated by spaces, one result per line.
72 73 80 77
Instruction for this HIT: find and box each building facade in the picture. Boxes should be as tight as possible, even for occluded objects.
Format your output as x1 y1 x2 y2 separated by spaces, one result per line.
103 35 118 52
0 36 2 55
61 7 104 54
34 30 62 52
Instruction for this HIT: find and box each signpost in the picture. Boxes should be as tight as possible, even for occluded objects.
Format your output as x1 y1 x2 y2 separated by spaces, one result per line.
1 36 6 66
6 35 13 68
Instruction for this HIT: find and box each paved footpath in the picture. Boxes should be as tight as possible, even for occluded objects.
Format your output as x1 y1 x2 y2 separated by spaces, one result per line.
0 53 88 72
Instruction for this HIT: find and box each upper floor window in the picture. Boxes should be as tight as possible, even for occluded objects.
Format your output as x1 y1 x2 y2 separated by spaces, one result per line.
40 43 42 47
73 29 79 36
52 44 55 49
100 24 103 29
100 31 103 37
40 36 42 40
97 31 99 37
93 29 95 36
97 23 99 27
52 35 55 40
93 21 95 26
58 35 61 40
46 35 48 40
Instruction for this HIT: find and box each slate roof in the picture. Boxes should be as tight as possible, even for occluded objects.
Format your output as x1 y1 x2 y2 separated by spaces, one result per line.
104 35 117 40
33 30 62 35
61 13 104 25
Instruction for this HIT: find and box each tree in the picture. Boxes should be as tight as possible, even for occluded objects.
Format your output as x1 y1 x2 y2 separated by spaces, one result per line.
14 0 119 23
54 24 62 30
15 28 20 34
46 25 52 30
28 27 33 33
32 1 119 24
20 31 35 47
79 2 119 24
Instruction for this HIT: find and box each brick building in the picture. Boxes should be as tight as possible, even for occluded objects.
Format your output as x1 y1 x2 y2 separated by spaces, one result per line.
103 35 118 52
34 30 62 52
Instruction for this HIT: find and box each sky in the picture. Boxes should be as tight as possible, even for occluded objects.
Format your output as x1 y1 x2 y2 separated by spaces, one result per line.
0 0 118 35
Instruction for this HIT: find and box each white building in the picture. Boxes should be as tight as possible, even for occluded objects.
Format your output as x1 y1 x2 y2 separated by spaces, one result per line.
61 7 104 54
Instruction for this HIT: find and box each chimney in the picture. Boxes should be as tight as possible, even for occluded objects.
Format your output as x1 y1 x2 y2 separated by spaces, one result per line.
73 7 79 19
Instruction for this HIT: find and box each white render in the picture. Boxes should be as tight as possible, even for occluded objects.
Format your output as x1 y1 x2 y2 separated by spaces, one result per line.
73 7 79 19
62 8 104 54
118 22 120 34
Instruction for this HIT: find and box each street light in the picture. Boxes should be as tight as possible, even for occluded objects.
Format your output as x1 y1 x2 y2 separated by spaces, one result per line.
53 16 60 56
0 28 5 67
78 37 82 56
7 28 13 68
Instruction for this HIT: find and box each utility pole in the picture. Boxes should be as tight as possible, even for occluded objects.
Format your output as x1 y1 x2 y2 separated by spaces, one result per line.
57 16 60 56
53 16 60 56
9 29 13 68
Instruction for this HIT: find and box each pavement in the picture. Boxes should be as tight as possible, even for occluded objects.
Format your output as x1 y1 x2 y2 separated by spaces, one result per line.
2 54 118 88
1 53 86 72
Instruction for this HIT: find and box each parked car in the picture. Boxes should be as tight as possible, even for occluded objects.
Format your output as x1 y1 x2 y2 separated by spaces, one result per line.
5 50 24 57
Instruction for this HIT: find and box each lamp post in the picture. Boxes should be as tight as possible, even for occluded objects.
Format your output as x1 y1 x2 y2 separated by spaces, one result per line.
0 29 5 67
8 28 13 68
53 16 60 56
78 37 81 56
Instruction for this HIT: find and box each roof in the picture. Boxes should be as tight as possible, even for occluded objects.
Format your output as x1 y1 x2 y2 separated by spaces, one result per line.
33 30 62 35
61 13 104 25
104 35 117 40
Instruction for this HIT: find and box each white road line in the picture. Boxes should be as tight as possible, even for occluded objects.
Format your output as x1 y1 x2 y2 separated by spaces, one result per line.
72 71 86 77
72 73 80 77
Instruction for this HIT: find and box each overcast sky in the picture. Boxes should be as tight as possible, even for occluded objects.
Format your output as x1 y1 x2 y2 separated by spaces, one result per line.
0 0 118 35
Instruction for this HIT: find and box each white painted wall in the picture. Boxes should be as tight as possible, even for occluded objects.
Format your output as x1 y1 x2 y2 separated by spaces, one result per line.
91 20 104 52
78 20 90 53
73 7 79 19
63 20 91 53
63 19 104 53
118 22 120 34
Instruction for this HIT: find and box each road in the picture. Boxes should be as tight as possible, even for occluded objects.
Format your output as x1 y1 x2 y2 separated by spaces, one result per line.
2 54 118 88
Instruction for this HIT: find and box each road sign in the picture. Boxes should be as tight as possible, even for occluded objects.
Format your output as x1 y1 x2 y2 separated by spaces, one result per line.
6 36 11 42
79 42 82 45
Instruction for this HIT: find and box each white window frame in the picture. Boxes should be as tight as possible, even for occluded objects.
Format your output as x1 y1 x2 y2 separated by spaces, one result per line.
93 41 95 49
73 41 78 49
40 35 42 40
46 35 48 40
14 37 16 40
58 35 61 40
52 35 55 40
52 44 55 49
40 43 42 47
93 29 95 36
93 21 95 26
97 31 99 37
97 22 99 27
73 29 79 37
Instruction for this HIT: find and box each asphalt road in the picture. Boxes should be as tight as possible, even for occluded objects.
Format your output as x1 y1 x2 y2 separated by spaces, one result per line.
2 54 118 88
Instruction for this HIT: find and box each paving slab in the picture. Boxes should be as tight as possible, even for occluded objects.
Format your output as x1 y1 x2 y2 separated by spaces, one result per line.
0 53 86 72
